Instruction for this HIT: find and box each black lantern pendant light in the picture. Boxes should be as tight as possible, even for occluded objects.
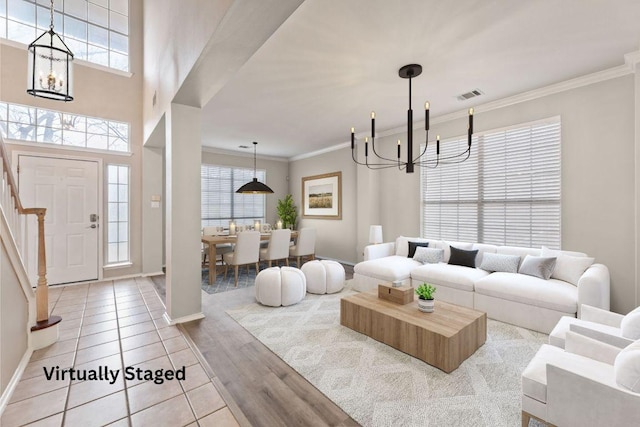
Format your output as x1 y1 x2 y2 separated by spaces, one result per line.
236 142 274 194
27 0 74 102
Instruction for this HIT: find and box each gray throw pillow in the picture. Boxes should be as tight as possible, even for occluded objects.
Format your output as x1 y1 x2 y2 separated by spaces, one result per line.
413 247 444 264
480 253 521 273
518 255 557 280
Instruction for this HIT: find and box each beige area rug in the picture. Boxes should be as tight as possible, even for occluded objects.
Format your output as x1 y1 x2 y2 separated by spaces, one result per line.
227 283 548 427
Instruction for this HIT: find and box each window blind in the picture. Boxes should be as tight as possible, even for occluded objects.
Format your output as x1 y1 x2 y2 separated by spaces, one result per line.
201 164 266 228
421 118 561 249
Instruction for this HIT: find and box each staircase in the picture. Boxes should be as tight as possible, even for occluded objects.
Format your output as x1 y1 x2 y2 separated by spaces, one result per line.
0 133 58 412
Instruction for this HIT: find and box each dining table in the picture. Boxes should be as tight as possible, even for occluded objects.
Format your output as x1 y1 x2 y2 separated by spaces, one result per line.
201 230 299 285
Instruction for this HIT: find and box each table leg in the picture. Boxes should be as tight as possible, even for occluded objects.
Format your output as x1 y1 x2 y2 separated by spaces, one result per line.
208 243 217 285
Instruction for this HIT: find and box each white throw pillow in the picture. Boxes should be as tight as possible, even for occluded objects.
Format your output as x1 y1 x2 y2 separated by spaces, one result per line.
541 246 595 286
480 253 520 273
413 247 444 264
621 307 640 340
614 339 640 393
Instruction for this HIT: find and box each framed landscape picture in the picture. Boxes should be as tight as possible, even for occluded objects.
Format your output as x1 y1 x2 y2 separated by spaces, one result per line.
302 171 342 219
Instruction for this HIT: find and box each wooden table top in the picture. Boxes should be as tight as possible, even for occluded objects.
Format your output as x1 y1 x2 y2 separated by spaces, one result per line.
342 290 486 338
202 230 298 244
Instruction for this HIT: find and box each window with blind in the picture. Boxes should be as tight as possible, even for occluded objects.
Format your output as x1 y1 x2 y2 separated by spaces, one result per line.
421 117 561 249
201 164 266 228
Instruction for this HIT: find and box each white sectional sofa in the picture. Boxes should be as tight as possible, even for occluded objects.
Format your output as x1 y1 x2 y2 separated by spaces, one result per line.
353 236 610 333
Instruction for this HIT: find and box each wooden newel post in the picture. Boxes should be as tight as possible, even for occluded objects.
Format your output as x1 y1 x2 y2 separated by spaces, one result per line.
35 209 48 323
26 207 61 331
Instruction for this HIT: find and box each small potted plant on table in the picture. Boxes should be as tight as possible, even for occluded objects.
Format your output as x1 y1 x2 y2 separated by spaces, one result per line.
415 283 436 313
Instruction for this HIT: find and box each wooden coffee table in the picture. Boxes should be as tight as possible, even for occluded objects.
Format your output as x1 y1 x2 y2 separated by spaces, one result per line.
340 290 486 373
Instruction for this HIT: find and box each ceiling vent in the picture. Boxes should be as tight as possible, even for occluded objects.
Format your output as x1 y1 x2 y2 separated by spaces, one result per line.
457 89 483 101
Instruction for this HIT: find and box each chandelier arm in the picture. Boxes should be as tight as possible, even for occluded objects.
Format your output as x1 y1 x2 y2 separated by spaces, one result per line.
412 136 429 163
415 146 471 164
370 137 402 163
352 147 400 168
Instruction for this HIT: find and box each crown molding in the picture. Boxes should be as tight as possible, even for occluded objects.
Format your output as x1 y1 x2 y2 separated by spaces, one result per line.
625 50 640 71
201 145 289 162
289 141 350 162
291 49 639 161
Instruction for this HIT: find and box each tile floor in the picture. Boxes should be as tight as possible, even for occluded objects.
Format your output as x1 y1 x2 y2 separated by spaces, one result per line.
1 277 240 427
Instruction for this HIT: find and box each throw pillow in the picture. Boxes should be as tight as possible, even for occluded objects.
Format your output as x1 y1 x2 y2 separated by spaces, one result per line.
518 255 557 280
408 241 429 258
621 307 640 340
413 247 444 264
448 246 479 268
541 246 595 286
441 241 473 263
480 253 521 273
614 339 640 393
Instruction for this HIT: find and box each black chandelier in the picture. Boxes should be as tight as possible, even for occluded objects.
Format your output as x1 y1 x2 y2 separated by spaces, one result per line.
236 142 274 194
27 0 74 102
350 64 474 173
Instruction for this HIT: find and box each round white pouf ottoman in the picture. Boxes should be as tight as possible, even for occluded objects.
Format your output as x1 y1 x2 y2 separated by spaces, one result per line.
301 260 345 294
255 266 306 307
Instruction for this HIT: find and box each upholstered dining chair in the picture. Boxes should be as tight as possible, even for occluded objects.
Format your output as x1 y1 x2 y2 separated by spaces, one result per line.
259 229 291 268
223 230 261 287
202 226 233 268
289 227 316 267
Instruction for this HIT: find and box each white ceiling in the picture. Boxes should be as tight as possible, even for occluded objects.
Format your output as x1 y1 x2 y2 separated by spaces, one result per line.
201 0 640 158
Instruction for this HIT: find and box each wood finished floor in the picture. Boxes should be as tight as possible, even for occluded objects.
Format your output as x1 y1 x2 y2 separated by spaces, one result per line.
153 264 358 427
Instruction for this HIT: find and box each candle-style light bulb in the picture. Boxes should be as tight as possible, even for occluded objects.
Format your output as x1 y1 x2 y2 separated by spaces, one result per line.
436 135 440 156
397 139 401 158
351 127 355 150
425 101 430 131
365 136 369 157
468 108 474 137
371 111 375 139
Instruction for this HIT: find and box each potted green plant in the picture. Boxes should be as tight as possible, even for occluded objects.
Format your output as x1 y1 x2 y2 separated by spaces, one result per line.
415 283 436 313
277 194 298 230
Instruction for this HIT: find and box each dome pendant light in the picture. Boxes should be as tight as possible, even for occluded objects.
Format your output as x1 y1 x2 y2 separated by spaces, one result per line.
27 0 74 102
236 142 274 194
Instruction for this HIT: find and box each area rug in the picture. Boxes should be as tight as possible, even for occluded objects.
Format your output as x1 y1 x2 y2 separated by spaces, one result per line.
227 283 547 427
202 261 303 294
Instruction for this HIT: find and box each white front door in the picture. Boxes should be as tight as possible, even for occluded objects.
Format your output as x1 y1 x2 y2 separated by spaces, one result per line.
18 155 100 285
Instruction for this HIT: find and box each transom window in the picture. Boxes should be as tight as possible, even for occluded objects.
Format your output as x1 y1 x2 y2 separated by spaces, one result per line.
201 164 266 228
0 101 129 152
421 117 561 249
0 0 129 72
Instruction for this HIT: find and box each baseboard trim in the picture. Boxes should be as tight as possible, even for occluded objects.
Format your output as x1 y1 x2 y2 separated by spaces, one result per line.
141 271 164 278
0 348 33 414
162 311 205 326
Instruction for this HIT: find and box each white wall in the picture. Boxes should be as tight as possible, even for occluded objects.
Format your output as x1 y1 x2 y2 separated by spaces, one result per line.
290 75 637 313
288 148 358 263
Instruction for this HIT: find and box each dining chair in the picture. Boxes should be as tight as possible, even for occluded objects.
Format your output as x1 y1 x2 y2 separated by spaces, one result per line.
289 227 316 267
202 226 233 268
259 229 291 268
223 230 261 287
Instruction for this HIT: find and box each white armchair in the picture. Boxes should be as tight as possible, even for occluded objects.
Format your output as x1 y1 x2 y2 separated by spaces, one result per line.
522 332 640 427
259 229 291 268
549 304 640 349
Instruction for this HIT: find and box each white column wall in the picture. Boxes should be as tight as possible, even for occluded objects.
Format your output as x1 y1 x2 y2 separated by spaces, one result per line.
164 103 203 323
142 146 164 275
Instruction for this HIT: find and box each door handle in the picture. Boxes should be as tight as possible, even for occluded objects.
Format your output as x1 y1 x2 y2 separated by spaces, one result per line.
88 224 98 229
